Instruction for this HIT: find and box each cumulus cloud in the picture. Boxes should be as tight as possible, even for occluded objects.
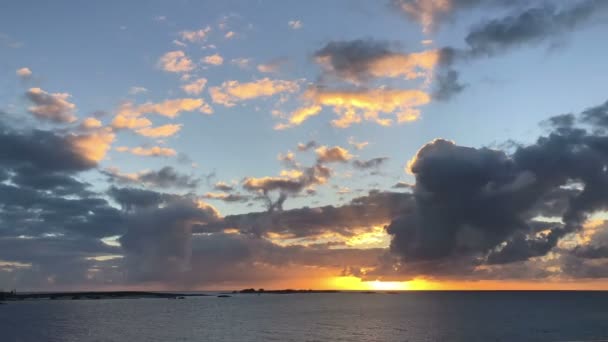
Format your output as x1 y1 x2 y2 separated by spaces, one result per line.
26 87 77 123
209 78 300 107
213 181 235 192
202 53 224 66
297 141 318 152
80 117 103 129
136 124 182 138
257 57 288 73
158 50 195 73
288 20 303 29
315 40 440 84
284 86 430 128
104 166 199 189
117 98 205 118
115 146 177 157
16 67 32 78
181 78 207 95
179 26 211 42
243 163 331 210
348 137 369 150
67 127 115 163
315 146 353 163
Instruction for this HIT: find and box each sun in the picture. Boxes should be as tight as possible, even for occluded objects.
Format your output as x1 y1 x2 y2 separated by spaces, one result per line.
328 276 433 291
367 280 411 291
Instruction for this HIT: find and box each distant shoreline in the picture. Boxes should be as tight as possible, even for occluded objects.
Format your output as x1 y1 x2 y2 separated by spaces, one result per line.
2 289 607 302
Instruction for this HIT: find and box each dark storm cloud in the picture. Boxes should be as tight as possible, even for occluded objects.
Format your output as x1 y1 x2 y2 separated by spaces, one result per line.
352 157 389 170
386 100 608 274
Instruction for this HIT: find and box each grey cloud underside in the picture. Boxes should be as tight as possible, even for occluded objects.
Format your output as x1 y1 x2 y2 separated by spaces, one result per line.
104 166 199 189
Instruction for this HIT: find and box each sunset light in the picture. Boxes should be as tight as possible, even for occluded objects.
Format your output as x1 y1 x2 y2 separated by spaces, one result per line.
2 1 608 340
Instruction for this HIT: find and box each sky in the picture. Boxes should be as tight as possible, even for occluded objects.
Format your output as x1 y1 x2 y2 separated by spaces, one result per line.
2 0 608 291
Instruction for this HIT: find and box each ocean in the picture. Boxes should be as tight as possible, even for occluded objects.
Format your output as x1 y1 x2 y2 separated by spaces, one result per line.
1 291 607 341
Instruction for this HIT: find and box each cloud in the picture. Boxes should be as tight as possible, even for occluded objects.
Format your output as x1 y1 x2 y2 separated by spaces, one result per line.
128 86 148 95
16 67 32 78
242 163 331 210
284 87 430 128
315 40 440 84
257 58 288 73
179 26 211 42
115 146 177 157
25 87 77 123
158 50 195 73
213 181 234 192
288 20 303 29
353 157 389 170
231 58 251 69
136 124 182 138
67 127 115 163
104 166 199 189
80 117 103 129
111 115 152 130
464 2 608 57
209 78 300 107
297 141 318 152
202 53 224 66
117 98 205 118
198 190 411 239
385 99 608 275
315 146 353 163
203 192 249 202
181 78 208 95
225 31 235 39
432 69 466 101
348 137 369 150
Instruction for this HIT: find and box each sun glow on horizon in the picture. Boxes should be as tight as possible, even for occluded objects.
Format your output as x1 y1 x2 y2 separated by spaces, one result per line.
328 276 434 291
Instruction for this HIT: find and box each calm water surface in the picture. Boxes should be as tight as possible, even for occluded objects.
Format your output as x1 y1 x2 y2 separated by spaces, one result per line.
1 292 607 342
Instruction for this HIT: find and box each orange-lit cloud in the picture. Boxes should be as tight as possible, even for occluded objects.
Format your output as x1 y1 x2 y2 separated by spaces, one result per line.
283 87 430 128
317 48 440 84
68 128 115 163
80 117 103 129
181 78 208 95
315 145 353 163
202 53 224 66
115 146 177 157
16 67 32 78
111 114 153 129
118 98 205 118
393 0 452 34
158 50 195 73
26 87 77 123
179 26 211 42
209 78 300 107
136 124 182 137
348 136 369 150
